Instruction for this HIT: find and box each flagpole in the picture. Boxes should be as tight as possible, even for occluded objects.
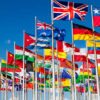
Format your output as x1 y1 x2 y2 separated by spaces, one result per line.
51 0 56 100
91 5 100 100
25 69 27 100
23 30 25 100
33 70 35 100
56 40 60 100
79 68 82 100
18 80 20 100
48 68 51 100
70 54 74 100
5 50 8 100
39 72 42 100
71 21 77 100
12 41 16 100
86 40 91 100
2 83 4 100
43 50 46 100
83 62 86 100
35 16 38 100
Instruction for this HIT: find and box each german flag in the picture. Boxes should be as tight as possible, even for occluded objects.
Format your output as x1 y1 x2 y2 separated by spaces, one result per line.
73 23 100 40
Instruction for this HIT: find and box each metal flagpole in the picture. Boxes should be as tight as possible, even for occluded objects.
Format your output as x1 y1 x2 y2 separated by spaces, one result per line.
35 16 38 100
12 41 16 100
39 72 42 100
51 0 56 100
43 50 46 100
91 5 100 100
79 68 82 100
56 40 60 100
5 50 8 100
18 82 20 100
25 69 27 100
23 30 25 100
2 83 4 100
33 71 35 100
83 62 86 100
71 21 77 100
86 40 90 100
71 54 74 100
48 68 51 100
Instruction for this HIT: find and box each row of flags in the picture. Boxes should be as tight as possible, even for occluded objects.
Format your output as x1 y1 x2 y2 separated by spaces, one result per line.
0 0 100 100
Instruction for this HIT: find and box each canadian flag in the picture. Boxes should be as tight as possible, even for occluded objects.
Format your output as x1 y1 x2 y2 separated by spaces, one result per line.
57 40 80 52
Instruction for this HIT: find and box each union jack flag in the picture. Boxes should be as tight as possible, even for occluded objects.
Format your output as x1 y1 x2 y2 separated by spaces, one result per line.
37 20 52 30
53 0 88 20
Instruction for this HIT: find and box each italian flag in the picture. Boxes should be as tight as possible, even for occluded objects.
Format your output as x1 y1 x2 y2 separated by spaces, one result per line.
15 45 35 62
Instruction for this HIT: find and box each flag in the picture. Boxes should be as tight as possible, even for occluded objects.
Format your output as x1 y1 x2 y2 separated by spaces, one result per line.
25 32 50 49
80 68 92 76
63 86 71 92
37 60 51 68
87 41 100 54
54 28 66 41
1 59 21 72
7 52 25 68
93 7 100 27
25 32 35 48
62 70 71 79
73 48 87 62
83 62 95 68
26 61 34 72
57 40 80 52
15 45 35 62
62 79 71 87
60 59 78 70
37 20 52 37
2 71 12 79
45 48 67 61
73 23 100 40
53 0 88 20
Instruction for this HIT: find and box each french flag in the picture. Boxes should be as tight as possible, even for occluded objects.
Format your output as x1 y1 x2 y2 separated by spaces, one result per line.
93 7 100 27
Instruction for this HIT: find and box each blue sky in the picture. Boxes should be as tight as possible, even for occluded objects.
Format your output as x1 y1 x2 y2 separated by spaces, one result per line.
0 0 100 60
0 0 100 100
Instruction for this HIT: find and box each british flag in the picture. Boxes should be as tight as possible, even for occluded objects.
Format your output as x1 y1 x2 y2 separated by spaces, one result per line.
37 20 52 30
53 0 88 20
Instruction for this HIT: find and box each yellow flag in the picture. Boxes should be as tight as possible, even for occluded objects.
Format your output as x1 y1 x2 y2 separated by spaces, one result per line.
1 59 6 63
45 49 67 59
87 40 100 47
62 79 70 87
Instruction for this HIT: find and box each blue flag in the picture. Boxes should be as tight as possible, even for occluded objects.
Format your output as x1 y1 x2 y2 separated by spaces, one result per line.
62 70 71 79
54 28 66 41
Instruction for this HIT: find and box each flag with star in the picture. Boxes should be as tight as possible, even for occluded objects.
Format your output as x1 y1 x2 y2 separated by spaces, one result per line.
25 32 50 49
53 0 88 20
93 7 100 27
37 20 52 37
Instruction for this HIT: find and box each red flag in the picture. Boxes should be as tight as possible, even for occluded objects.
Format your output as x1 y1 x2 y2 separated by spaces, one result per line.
93 7 100 27
57 40 80 52
7 52 25 68
83 62 95 68
25 33 35 48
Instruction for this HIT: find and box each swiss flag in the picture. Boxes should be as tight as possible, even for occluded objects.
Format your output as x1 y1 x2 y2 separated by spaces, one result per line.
25 33 35 47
